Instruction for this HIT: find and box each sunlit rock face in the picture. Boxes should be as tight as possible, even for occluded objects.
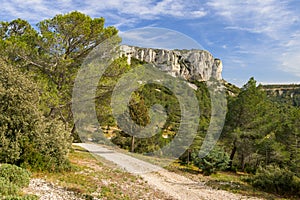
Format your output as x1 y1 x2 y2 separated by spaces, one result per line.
120 45 223 81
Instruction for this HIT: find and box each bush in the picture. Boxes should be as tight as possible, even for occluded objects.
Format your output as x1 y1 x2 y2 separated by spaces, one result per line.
192 147 230 176
0 61 72 171
20 118 72 172
0 164 30 187
248 165 300 196
0 164 35 199
0 177 19 196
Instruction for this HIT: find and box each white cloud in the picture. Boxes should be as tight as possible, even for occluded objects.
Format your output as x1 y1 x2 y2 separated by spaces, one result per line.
279 31 300 76
120 27 204 50
0 0 76 23
0 0 207 26
207 0 297 39
207 0 300 77
190 10 207 18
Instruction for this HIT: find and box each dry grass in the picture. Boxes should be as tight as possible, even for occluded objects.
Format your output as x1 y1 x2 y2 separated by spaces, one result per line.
31 145 171 200
166 162 294 200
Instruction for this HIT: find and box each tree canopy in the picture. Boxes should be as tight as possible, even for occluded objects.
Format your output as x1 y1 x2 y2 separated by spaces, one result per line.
0 11 119 133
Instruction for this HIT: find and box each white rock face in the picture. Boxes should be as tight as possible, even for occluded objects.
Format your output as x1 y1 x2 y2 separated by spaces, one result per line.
120 45 223 81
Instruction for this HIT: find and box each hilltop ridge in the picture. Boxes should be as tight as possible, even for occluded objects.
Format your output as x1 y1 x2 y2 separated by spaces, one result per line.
120 45 223 82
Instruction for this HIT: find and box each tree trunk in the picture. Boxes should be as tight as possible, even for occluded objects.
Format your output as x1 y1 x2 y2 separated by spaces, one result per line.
229 145 237 169
71 124 76 134
71 123 81 143
241 154 245 171
131 136 135 152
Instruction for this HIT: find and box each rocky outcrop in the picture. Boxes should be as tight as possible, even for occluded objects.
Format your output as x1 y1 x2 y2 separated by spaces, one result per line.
120 45 223 81
261 84 300 106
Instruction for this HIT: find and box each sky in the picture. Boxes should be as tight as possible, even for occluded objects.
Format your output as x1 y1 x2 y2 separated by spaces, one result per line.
0 0 300 86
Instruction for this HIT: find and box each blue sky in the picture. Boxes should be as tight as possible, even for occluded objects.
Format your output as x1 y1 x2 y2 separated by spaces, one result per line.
1 0 300 86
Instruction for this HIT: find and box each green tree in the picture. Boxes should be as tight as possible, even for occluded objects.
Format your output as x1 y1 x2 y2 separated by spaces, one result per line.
273 105 300 175
223 78 274 170
129 93 151 152
95 57 131 127
180 81 211 163
0 12 119 138
111 83 179 154
113 93 151 152
0 60 38 163
255 132 289 167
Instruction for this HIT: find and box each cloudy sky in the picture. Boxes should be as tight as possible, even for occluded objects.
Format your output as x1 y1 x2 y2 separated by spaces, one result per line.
1 0 300 86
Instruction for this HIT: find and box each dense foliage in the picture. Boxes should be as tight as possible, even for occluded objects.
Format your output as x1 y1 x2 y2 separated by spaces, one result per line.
0 60 72 171
111 83 181 153
220 78 300 196
192 147 230 176
245 165 300 196
0 164 37 199
0 11 119 139
222 78 299 172
0 11 118 171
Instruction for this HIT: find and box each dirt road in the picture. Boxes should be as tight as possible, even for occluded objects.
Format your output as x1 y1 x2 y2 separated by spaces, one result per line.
75 143 262 200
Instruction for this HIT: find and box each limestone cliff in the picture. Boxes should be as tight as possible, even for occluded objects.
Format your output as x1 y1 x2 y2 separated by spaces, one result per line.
120 45 223 82
261 84 300 106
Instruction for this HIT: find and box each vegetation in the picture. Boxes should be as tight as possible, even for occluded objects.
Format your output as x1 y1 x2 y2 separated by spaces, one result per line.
0 61 72 171
0 11 119 140
192 147 230 176
220 78 300 197
31 145 170 199
245 165 300 196
0 10 299 198
0 164 37 199
262 84 300 106
166 163 289 200
111 83 181 154
168 77 299 197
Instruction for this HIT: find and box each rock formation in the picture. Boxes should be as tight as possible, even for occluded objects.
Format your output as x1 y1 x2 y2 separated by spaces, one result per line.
120 45 223 82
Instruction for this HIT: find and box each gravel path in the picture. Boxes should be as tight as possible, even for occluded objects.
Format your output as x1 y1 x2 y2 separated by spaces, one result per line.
75 143 263 200
23 178 88 200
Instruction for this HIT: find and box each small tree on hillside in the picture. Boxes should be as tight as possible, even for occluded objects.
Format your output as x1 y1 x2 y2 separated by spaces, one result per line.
192 147 230 176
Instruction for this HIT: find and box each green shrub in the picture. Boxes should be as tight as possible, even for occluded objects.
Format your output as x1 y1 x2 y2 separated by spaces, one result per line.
0 61 72 171
0 164 39 200
0 164 30 188
192 147 230 176
20 118 72 172
0 177 19 196
248 165 300 196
